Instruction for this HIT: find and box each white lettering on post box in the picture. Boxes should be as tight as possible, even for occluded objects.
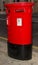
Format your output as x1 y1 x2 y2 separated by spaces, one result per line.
17 18 22 26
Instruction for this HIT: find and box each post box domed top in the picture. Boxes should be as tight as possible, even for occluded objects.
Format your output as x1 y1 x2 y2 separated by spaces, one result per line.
4 2 34 8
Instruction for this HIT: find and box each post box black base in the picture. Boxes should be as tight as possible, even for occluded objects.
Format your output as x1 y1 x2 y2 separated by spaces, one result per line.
7 42 32 60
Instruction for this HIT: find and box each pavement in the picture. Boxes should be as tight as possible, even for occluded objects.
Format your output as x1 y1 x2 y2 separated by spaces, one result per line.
0 39 38 65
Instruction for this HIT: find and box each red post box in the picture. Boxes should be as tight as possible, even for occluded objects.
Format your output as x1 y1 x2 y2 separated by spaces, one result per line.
5 2 34 60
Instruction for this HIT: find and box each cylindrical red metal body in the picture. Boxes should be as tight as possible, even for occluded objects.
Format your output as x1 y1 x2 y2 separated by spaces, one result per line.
5 2 34 60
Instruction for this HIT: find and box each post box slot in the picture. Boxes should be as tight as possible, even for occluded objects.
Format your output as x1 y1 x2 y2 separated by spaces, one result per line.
15 9 24 12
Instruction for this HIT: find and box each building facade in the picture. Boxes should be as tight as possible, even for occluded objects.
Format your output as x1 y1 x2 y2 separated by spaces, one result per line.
0 0 38 13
